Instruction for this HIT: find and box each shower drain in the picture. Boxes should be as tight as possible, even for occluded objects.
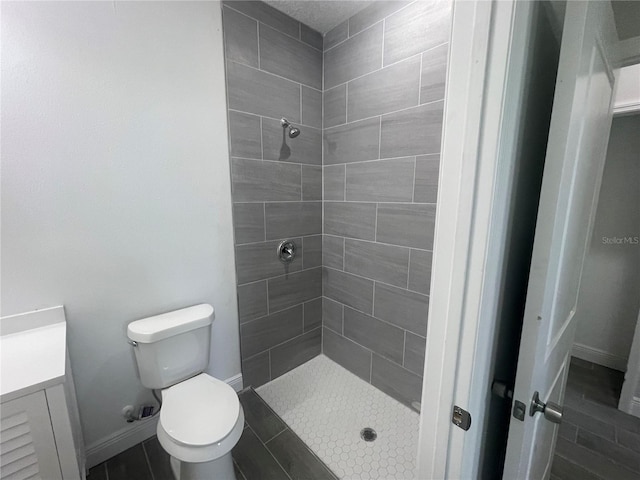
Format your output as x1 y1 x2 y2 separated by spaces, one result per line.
360 427 377 442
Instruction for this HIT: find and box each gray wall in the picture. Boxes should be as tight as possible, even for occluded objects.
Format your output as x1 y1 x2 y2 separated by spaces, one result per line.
221 1 324 387
1 1 240 455
321 1 451 408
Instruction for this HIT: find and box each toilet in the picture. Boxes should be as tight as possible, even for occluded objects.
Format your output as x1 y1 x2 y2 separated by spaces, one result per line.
127 304 244 480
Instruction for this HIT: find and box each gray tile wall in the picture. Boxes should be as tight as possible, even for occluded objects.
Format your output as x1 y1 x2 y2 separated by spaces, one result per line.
321 0 451 409
222 1 323 388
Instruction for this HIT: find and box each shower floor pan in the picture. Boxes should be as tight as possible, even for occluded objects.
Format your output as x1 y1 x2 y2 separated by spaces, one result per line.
257 354 419 480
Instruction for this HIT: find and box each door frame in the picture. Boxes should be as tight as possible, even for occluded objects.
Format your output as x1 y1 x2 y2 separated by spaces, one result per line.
417 0 629 477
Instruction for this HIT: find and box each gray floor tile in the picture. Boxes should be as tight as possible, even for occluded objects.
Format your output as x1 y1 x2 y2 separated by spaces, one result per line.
618 428 640 452
238 389 287 443
106 444 153 480
223 6 259 68
143 436 173 480
558 421 578 443
270 328 321 378
551 454 604 480
266 429 338 480
564 406 616 441
322 327 372 382
87 463 108 480
555 437 639 480
259 23 322 89
343 307 404 364
232 426 290 480
577 429 640 472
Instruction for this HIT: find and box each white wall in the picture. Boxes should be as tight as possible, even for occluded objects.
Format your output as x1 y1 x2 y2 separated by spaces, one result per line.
573 114 640 370
1 0 239 461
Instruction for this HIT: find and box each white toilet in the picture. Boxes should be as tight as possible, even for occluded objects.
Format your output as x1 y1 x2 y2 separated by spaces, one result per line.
127 304 244 480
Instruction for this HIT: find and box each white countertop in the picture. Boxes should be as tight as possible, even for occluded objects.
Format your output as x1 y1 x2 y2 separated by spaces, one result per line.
1 306 67 401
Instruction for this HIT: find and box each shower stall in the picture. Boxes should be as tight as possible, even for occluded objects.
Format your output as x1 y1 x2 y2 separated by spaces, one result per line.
222 0 451 477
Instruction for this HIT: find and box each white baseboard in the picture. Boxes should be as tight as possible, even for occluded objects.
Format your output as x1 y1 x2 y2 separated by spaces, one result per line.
572 343 627 372
85 373 242 469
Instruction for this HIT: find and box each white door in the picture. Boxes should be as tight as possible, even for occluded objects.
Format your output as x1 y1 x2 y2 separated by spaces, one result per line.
503 1 617 478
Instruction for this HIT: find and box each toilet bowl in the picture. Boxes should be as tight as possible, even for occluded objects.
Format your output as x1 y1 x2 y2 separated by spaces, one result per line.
127 304 243 480
156 373 244 480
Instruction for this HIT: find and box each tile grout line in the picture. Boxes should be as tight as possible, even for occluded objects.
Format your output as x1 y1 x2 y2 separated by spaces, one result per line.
141 441 156 480
245 423 294 480
402 330 407 367
230 108 323 131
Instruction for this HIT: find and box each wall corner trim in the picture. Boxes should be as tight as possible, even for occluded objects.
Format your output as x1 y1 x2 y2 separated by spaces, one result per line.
84 374 243 469
571 343 627 372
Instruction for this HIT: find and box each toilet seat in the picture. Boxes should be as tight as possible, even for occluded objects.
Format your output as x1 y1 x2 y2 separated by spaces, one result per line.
157 373 244 463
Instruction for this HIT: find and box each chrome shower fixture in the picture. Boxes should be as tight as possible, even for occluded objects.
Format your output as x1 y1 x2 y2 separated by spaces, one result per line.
281 118 301 138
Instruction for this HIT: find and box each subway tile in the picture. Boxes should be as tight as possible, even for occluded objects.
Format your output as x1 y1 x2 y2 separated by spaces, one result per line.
323 20 348 51
242 351 270 388
347 57 421 122
322 327 371 382
322 235 344 270
303 297 323 331
232 427 290 480
408 249 433 294
383 0 451 66
266 429 338 480
302 87 322 129
344 239 409 288
323 268 374 314
262 118 322 165
224 1 299 39
324 84 347 128
142 437 172 480
240 305 303 358
324 23 383 89
346 157 415 202
348 1 412 37
300 23 323 51
233 203 265 244
223 6 259 68
322 297 343 334
228 111 262 159
265 202 322 240
236 239 301 284
238 389 287 442
232 158 301 202
271 328 321 378
302 165 322 201
343 307 404 365
404 332 426 375
259 24 322 89
371 353 422 407
106 444 152 480
380 101 444 157
555 437 639 480
324 202 377 240
227 61 300 122
238 281 268 323
414 154 440 203
324 117 380 165
302 235 322 269
374 283 429 336
576 429 640 472
268 268 322 312
421 43 448 104
376 203 436 249
323 165 346 201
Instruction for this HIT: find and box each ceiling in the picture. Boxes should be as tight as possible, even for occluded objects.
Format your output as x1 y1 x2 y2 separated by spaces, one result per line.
262 0 373 34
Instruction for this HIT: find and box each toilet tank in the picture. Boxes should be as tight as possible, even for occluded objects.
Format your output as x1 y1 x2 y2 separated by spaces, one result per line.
127 304 214 389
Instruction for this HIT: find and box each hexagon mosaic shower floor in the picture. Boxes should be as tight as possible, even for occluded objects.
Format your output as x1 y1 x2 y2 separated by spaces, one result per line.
257 355 419 479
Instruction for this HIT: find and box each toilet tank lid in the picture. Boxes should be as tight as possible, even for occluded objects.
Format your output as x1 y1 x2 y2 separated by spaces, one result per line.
127 304 214 343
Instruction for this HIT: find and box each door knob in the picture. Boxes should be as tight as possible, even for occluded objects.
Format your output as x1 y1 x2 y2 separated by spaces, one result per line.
529 391 563 424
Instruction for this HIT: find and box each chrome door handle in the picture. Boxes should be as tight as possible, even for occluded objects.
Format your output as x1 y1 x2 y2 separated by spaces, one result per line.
529 391 563 424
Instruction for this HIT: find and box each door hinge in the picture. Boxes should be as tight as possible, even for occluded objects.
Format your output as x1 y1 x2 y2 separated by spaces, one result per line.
452 405 472 431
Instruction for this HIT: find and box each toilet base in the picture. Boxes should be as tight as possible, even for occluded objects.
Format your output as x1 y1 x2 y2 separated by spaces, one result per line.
170 452 236 480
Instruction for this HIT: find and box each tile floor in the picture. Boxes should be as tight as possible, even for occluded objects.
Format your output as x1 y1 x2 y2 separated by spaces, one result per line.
257 354 420 480
87 388 336 480
551 357 640 480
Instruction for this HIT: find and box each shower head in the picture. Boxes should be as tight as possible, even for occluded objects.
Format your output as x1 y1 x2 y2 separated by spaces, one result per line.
281 118 301 138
